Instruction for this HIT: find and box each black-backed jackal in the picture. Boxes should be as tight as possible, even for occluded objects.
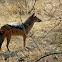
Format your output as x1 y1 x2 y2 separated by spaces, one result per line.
0 13 42 52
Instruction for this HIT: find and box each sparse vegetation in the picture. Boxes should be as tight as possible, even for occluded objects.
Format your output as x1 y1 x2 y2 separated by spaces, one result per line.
0 0 62 62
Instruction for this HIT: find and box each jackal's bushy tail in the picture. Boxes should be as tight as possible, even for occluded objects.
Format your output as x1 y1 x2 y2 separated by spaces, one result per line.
0 29 4 48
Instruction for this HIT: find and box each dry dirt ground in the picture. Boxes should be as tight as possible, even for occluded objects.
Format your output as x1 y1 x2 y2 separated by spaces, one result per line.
0 0 62 62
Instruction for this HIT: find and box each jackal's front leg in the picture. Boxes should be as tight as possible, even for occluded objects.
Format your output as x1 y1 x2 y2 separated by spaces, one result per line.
23 35 26 47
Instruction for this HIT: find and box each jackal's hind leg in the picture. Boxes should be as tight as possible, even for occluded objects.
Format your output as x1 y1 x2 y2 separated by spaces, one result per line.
6 36 11 52
0 39 4 51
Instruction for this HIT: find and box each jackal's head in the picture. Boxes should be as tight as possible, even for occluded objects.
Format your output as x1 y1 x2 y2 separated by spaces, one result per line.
32 13 42 22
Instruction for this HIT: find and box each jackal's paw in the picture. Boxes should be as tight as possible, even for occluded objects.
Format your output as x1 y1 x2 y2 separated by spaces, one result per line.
8 49 10 52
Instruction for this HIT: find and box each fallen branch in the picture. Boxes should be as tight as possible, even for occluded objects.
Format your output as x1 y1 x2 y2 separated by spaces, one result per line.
35 51 62 62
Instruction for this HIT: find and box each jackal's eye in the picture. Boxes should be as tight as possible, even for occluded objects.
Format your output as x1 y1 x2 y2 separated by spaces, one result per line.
35 16 37 19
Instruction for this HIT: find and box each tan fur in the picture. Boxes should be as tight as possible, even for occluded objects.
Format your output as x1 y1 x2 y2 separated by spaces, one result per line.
1 25 26 51
0 13 41 52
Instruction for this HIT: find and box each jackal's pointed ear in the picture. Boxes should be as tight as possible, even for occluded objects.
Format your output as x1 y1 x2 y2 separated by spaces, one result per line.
32 13 35 16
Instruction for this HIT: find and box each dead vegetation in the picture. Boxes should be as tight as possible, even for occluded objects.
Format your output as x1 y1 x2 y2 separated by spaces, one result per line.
0 0 62 62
